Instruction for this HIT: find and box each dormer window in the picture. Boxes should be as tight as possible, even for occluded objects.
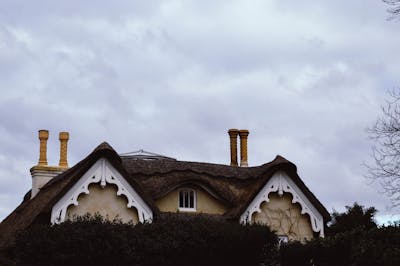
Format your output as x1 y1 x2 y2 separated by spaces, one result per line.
179 189 196 211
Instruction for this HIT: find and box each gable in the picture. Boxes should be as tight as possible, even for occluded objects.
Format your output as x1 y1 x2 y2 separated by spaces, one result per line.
240 171 325 237
67 184 140 223
252 193 314 241
51 158 153 224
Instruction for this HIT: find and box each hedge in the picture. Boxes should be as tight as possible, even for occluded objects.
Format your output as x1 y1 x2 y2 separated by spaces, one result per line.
14 215 279 266
280 224 400 266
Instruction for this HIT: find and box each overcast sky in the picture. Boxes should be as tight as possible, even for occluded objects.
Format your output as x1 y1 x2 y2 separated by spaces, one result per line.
0 0 399 223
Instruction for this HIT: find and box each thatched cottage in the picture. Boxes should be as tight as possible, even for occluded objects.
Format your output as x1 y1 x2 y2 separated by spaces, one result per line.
0 129 330 253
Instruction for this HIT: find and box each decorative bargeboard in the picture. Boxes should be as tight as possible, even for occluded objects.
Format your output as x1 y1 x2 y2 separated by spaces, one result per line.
51 158 153 224
240 171 325 237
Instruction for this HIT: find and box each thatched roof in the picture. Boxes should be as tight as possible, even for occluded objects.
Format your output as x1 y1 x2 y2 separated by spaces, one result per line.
0 142 330 252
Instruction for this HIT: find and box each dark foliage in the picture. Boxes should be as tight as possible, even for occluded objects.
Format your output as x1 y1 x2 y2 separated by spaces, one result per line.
280 224 400 266
327 202 377 236
14 214 278 266
0 254 15 266
281 203 399 265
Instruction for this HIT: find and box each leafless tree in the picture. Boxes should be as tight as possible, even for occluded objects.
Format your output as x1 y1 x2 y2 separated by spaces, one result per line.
366 90 400 209
383 0 400 19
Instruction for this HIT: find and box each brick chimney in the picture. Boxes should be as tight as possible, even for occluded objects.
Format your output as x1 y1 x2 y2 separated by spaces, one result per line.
228 129 239 166
239 129 249 167
30 130 70 198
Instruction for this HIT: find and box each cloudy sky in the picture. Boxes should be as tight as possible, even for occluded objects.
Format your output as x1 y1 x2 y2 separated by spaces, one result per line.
0 0 399 223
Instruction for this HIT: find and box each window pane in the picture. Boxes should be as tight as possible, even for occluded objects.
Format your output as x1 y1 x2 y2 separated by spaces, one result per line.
184 191 189 208
189 191 194 208
179 191 183 207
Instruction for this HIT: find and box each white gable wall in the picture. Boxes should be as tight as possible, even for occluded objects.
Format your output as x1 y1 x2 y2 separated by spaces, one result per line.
240 171 325 237
66 184 140 223
51 158 153 224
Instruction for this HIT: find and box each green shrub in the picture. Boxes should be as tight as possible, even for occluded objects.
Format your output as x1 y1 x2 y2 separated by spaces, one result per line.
280 224 400 266
326 202 377 236
15 214 278 266
0 254 14 266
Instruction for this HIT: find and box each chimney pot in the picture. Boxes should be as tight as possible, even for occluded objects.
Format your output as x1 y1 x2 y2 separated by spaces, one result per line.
228 129 239 166
59 132 69 167
239 129 249 167
38 130 49 166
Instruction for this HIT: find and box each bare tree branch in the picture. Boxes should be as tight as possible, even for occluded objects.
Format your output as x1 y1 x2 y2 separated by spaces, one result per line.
365 90 400 209
383 0 400 20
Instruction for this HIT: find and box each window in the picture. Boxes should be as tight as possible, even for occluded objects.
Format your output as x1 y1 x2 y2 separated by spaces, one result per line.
278 235 289 246
179 189 196 211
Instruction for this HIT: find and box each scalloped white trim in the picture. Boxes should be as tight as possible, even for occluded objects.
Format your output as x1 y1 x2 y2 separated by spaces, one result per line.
51 158 153 224
240 171 325 237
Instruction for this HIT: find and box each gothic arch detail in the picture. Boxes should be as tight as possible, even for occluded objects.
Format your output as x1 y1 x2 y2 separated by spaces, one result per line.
51 158 153 224
240 171 324 237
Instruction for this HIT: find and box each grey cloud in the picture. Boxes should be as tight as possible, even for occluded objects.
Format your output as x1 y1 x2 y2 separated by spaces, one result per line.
0 0 399 222
0 1 162 24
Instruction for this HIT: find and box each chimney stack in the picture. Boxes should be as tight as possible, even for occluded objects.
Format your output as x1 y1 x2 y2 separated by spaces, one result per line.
30 130 70 198
38 130 49 166
239 129 249 167
59 132 69 168
228 129 239 166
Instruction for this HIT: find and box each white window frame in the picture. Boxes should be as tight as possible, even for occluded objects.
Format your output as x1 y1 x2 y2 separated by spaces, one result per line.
178 188 196 212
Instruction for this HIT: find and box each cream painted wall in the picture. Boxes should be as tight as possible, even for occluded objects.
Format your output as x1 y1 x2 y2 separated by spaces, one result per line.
156 187 228 214
252 192 314 241
67 184 139 223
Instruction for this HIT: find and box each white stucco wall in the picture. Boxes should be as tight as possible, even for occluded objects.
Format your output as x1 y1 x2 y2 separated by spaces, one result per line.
67 184 139 223
252 192 314 241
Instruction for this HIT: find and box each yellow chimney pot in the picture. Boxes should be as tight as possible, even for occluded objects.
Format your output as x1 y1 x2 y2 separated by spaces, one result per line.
59 132 69 168
228 129 239 166
38 129 49 166
239 129 249 167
